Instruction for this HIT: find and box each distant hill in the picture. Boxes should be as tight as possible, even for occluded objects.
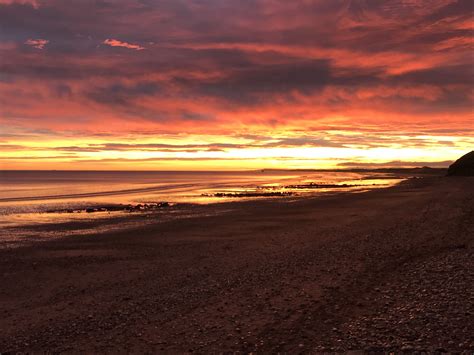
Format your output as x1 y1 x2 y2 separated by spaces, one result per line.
260 167 447 175
447 151 474 176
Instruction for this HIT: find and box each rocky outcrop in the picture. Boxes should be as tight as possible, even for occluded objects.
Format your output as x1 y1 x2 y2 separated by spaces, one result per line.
447 151 474 176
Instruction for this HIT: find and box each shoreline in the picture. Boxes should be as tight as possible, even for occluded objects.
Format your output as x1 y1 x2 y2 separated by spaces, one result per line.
0 177 412 248
0 175 473 352
0 169 429 215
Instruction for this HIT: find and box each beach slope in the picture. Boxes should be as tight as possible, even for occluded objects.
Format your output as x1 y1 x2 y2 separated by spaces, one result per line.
0 176 473 352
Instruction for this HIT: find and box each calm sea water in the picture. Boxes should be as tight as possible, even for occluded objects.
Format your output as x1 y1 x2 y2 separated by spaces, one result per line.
0 170 403 234
0 170 402 206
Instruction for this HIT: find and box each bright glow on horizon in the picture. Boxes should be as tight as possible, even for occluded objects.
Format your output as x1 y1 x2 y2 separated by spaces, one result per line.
1 131 472 170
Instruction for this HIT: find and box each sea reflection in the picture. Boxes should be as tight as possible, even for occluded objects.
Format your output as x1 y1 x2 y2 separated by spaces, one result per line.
0 170 405 243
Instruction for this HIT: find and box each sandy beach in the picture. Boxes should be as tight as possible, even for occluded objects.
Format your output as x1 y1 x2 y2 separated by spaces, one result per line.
2 0 473 352
0 175 473 353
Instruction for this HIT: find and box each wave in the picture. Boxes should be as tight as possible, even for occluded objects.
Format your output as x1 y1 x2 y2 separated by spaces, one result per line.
0 183 197 203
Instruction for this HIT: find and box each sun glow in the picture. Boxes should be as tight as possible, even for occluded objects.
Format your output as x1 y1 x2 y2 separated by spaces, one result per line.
0 0 472 171
1 130 472 170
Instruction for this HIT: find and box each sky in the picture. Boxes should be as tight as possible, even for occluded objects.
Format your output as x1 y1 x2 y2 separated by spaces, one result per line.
0 0 473 170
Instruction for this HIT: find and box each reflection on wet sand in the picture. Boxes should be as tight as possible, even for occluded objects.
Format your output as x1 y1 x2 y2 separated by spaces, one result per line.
1 170 432 248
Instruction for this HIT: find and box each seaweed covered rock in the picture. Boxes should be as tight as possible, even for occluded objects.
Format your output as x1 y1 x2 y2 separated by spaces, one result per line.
447 151 474 176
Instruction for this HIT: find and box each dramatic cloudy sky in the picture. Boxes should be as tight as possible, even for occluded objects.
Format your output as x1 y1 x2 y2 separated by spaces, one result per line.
0 0 472 170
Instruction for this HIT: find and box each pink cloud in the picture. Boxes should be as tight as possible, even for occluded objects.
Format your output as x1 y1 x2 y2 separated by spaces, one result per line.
24 38 48 49
103 39 145 51
0 0 38 7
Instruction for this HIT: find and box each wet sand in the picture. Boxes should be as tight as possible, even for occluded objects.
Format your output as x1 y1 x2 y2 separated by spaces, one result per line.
0 176 473 353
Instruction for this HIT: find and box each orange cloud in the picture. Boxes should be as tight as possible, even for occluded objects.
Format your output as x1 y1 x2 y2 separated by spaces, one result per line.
103 39 145 51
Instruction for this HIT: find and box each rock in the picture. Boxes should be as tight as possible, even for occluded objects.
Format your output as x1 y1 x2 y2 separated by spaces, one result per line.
447 151 474 176
210 191 293 198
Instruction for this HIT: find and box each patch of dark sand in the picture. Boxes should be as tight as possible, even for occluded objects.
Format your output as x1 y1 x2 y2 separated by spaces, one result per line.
0 176 472 353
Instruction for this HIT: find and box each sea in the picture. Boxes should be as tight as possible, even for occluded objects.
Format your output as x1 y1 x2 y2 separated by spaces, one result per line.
0 170 403 244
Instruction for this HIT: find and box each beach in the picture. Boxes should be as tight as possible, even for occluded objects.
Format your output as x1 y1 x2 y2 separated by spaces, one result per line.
0 175 473 352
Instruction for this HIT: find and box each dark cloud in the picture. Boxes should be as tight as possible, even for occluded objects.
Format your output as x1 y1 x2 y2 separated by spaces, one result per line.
40 132 455 154
392 64 473 86
0 154 79 160
185 59 330 104
420 0 472 25
86 82 161 106
263 137 343 148
54 84 72 98
0 55 119 80
409 29 473 49
0 144 26 150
